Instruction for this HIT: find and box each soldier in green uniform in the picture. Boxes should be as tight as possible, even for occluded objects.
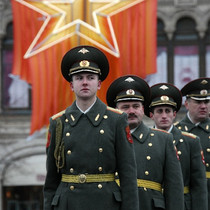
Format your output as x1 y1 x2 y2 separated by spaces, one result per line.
147 83 208 210
175 78 210 207
106 75 184 210
43 46 139 210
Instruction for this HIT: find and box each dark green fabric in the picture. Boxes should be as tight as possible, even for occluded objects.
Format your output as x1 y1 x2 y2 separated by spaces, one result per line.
43 98 139 210
172 126 208 210
176 115 210 208
131 122 184 210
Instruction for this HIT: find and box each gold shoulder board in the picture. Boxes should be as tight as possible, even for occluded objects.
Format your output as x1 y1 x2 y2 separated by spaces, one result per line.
107 106 123 114
152 128 169 134
173 121 179 126
181 131 197 139
52 110 66 120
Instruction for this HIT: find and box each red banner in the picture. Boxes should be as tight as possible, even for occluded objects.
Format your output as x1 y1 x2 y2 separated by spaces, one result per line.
11 0 157 135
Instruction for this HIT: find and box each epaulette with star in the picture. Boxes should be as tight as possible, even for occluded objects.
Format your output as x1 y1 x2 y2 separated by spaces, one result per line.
152 128 169 134
51 110 66 120
181 131 197 139
107 106 123 114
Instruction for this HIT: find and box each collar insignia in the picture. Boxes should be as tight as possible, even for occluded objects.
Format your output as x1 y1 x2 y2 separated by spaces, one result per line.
125 77 135 82
78 48 89 54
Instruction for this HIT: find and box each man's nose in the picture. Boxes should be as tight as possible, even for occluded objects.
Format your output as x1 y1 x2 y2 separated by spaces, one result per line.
82 77 88 84
161 111 167 117
128 107 135 113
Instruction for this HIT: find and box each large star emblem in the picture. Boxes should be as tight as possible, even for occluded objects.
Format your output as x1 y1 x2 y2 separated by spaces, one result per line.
15 0 143 58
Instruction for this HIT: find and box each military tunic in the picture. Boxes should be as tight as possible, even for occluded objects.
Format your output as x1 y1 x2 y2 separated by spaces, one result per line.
176 115 210 207
43 98 139 210
131 122 184 210
171 126 207 210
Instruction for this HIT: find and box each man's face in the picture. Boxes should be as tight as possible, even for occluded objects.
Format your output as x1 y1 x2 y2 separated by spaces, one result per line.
70 73 101 101
185 98 210 123
150 106 176 131
117 101 144 129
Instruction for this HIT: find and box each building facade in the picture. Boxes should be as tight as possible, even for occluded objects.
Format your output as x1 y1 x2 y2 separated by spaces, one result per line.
0 0 210 209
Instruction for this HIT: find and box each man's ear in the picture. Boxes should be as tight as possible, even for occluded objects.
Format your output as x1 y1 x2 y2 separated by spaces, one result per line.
70 82 74 92
184 100 189 110
98 80 101 90
149 112 153 119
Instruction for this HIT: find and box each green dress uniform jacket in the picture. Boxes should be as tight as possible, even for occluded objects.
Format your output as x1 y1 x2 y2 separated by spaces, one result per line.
43 98 139 210
176 115 210 207
131 122 184 210
171 126 208 210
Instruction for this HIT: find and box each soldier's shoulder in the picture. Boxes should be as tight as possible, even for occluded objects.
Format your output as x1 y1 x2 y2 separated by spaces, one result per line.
173 121 180 126
181 131 197 139
51 110 66 120
107 106 123 115
151 128 170 135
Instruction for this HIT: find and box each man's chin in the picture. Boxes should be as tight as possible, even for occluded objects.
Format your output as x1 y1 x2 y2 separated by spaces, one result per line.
128 122 139 130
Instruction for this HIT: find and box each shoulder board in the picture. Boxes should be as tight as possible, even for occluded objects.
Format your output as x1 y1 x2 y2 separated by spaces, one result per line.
107 106 123 114
173 121 179 126
181 131 197 139
152 128 169 134
51 110 66 120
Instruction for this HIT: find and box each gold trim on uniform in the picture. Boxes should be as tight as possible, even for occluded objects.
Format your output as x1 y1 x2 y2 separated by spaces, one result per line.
62 173 115 183
184 186 189 194
206 172 210 178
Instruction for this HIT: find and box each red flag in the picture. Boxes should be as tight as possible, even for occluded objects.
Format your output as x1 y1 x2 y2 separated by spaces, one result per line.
11 0 157 135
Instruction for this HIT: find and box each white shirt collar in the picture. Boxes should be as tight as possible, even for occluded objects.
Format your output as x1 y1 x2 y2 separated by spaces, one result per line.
76 98 96 114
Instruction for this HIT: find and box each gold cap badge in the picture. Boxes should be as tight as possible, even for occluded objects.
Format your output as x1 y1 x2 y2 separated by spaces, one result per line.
126 89 135 95
200 89 208 95
160 95 169 101
79 60 90 67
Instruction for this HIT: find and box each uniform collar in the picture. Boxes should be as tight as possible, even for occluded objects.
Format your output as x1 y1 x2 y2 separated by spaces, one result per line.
132 122 150 143
76 98 96 114
184 115 210 132
65 98 107 126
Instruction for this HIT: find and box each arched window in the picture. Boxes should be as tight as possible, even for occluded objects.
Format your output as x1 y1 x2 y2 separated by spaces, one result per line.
146 19 168 86
147 16 209 94
205 20 210 77
173 17 199 90
2 22 31 112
